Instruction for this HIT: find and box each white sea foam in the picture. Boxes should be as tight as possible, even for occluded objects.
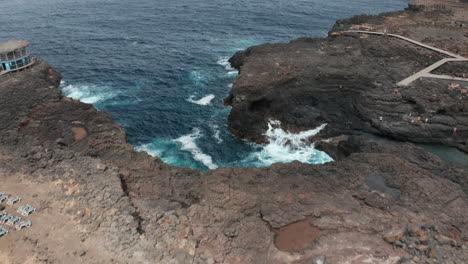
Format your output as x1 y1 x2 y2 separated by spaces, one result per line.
61 81 117 105
217 57 234 71
187 94 215 105
246 120 333 166
209 124 223 144
135 143 163 157
189 71 204 86
134 140 180 165
174 128 218 170
135 121 331 170
217 56 238 75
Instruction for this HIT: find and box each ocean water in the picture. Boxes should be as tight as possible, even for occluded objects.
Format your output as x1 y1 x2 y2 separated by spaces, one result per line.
1 0 408 170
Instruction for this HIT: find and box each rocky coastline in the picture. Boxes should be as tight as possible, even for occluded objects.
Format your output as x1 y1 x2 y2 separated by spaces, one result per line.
0 1 467 263
226 0 468 154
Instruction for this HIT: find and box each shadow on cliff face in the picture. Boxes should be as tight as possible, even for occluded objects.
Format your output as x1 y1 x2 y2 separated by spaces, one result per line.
248 97 272 112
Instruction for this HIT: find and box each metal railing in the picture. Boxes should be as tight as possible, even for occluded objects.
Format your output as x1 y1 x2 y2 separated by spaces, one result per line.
0 51 30 62
0 56 36 76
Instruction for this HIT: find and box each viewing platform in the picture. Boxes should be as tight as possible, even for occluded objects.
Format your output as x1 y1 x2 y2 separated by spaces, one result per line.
0 40 35 76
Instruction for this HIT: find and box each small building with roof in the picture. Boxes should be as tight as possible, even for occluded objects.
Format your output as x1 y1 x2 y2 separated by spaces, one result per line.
0 40 35 75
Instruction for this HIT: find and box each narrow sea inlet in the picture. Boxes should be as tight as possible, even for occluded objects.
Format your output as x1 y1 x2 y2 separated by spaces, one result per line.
1 0 408 170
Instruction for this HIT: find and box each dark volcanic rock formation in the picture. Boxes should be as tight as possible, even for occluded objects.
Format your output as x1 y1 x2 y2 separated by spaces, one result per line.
1 2 468 263
226 5 468 153
0 61 467 264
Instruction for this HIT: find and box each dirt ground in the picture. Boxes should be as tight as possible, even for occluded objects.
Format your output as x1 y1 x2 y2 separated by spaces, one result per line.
0 171 116 264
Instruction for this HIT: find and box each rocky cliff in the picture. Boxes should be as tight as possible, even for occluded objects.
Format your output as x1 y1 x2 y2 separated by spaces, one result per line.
227 1 468 153
0 1 467 264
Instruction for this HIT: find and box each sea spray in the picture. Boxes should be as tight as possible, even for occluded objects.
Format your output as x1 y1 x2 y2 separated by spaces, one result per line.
245 120 333 166
265 120 327 148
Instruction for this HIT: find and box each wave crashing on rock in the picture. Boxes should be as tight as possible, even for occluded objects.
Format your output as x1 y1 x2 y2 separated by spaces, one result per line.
245 120 333 166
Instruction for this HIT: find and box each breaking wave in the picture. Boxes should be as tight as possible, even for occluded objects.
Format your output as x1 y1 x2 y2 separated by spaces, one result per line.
245 120 333 166
174 128 218 170
187 94 215 105
217 57 234 70
61 81 117 106
217 56 238 76
134 140 181 166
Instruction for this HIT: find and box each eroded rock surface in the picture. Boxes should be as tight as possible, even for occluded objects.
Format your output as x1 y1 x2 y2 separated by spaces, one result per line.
1 1 468 263
226 1 468 153
0 60 467 263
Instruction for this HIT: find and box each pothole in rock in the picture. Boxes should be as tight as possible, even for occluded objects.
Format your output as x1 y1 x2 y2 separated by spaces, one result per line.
71 127 88 141
273 217 321 252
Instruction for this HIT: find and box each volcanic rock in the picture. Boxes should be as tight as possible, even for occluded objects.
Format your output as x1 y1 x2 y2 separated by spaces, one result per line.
0 1 467 263
227 2 468 153
1 56 467 264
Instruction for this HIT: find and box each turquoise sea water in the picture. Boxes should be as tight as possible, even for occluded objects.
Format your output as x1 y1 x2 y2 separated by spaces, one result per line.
1 0 409 170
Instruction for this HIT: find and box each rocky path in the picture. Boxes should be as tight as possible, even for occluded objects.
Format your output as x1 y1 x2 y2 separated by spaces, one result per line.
398 58 468 86
348 30 464 58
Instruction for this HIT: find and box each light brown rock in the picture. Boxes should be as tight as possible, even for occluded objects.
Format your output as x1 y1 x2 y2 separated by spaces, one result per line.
435 235 457 246
97 163 107 171
408 225 424 237
418 245 428 251
427 247 437 258
383 229 405 244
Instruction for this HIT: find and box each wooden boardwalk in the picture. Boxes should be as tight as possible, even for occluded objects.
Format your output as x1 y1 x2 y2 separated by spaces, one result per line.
346 30 468 86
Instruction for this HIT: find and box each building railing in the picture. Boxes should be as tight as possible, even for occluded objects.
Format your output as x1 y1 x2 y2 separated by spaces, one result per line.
0 56 36 76
0 51 30 62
